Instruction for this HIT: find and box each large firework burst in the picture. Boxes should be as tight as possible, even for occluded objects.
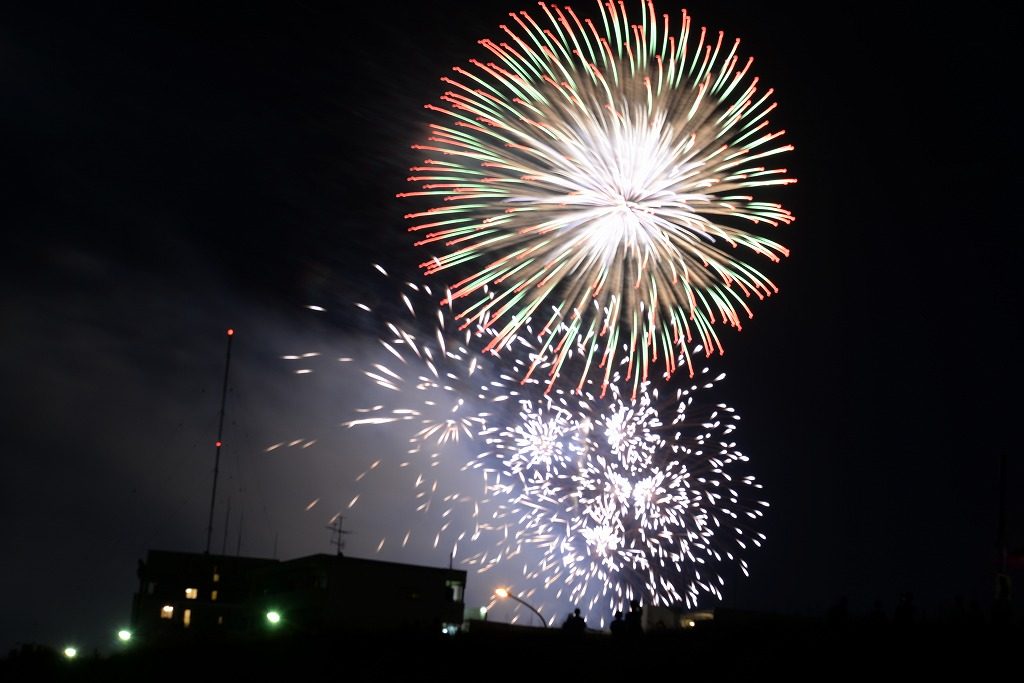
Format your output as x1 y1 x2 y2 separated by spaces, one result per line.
472 361 767 618
401 1 795 394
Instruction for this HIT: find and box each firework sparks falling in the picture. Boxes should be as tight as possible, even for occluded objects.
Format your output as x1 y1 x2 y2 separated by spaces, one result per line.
342 266 528 553
471 360 767 618
344 271 500 452
401 1 795 394
295 275 764 618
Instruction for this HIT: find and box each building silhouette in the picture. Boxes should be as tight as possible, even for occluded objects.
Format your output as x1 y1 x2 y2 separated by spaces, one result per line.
132 550 466 642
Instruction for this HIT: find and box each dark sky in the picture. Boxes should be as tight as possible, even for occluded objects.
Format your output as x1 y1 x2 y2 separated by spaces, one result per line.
2 0 1021 653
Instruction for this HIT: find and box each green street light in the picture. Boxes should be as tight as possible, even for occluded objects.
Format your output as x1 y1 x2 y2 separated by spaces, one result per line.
63 646 78 659
266 610 282 625
117 629 132 642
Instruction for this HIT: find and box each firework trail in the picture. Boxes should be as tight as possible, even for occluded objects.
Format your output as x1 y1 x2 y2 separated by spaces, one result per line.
469 354 767 620
401 0 795 395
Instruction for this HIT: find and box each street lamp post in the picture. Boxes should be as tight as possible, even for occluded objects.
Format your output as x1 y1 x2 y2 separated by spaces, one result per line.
494 587 549 628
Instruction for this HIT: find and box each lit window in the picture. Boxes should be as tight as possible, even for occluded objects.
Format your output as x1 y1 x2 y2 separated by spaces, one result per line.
185 587 198 600
446 580 464 602
217 616 224 625
160 605 174 620
212 571 220 583
211 590 218 601
183 609 191 627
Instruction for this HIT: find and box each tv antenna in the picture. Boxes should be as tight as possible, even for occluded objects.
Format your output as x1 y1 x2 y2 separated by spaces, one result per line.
327 514 352 556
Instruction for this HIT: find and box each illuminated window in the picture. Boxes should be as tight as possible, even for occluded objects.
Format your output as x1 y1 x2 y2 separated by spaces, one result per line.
446 580 464 602
183 609 191 628
160 605 174 620
185 587 198 600
211 590 218 601
217 616 224 625
212 569 220 583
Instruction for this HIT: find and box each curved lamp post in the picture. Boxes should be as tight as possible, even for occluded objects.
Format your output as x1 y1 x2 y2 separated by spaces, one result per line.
494 587 549 628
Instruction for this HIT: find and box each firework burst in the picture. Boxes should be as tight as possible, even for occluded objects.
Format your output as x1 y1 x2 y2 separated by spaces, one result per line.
472 359 767 618
401 0 795 395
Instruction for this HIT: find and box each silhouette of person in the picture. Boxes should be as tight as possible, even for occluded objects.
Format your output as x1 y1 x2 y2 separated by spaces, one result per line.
609 610 626 638
563 607 586 636
625 600 643 637
894 591 915 626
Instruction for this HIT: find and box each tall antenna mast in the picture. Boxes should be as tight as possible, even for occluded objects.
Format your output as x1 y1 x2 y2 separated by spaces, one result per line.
997 451 1007 574
220 496 231 555
235 509 244 557
205 328 235 554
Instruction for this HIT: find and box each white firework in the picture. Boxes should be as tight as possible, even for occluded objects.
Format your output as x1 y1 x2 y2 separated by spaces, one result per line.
469 364 768 620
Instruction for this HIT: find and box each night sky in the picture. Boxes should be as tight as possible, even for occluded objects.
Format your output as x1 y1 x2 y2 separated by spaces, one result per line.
3 1 1020 654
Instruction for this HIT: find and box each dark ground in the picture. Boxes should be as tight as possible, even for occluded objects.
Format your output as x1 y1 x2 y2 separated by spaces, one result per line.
4 615 1019 681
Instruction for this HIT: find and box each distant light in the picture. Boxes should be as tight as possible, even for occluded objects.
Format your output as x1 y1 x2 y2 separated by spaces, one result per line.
226 328 234 336
215 441 222 448
117 629 132 642
494 587 509 599
305 305 326 312
266 610 281 625
63 647 77 659
478 607 488 618
688 620 696 627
